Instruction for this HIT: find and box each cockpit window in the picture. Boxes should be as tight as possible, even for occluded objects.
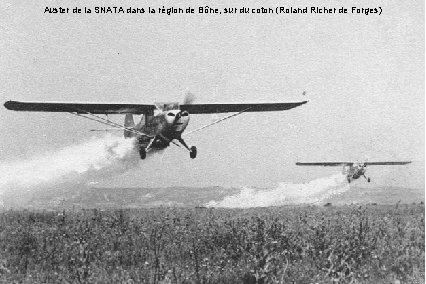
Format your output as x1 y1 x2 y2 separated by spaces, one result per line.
181 111 189 116
167 112 175 116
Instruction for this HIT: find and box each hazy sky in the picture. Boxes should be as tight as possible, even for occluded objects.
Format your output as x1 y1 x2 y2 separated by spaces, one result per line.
0 0 424 189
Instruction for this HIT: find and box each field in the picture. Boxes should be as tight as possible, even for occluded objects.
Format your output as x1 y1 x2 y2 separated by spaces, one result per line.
0 204 423 283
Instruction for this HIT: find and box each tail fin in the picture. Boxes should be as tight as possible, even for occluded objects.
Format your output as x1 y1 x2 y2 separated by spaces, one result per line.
124 114 135 138
135 115 146 130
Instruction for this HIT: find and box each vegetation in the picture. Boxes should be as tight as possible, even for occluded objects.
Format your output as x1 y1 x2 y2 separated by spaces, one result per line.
0 204 423 283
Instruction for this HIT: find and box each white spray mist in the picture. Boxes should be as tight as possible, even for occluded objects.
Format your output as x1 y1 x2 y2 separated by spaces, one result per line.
0 135 138 191
205 174 350 208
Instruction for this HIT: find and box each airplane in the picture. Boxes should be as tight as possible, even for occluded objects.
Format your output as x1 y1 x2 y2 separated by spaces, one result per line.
4 95 308 159
296 161 411 183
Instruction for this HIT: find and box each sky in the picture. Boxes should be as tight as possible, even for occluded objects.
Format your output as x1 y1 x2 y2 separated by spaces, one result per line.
0 0 424 189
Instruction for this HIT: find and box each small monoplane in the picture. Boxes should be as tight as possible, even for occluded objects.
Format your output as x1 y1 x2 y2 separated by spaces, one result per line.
296 161 411 183
4 95 308 159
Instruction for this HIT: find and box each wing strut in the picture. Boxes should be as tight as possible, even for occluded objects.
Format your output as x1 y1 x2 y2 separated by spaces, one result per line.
184 108 251 136
69 112 152 138
84 112 152 137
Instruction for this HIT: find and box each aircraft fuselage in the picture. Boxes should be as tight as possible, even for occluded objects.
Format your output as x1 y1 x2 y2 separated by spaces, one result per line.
135 109 190 150
345 164 367 183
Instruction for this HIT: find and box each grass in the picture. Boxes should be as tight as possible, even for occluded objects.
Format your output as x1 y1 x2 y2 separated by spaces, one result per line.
0 204 423 283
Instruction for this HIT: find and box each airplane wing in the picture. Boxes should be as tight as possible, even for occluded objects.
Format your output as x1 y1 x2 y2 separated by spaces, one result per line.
4 100 308 114
4 101 308 114
296 162 353 167
180 101 308 114
4 101 156 115
364 161 411 166
296 161 412 167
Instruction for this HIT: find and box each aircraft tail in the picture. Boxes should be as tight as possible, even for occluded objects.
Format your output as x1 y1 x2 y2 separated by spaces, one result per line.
124 114 135 138
135 115 146 130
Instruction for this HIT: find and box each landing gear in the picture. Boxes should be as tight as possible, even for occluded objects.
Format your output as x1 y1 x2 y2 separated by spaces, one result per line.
177 137 197 159
139 147 146 160
190 146 197 159
363 174 371 183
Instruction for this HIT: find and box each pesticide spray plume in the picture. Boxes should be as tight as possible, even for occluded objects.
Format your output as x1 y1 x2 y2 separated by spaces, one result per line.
0 134 140 194
205 174 350 208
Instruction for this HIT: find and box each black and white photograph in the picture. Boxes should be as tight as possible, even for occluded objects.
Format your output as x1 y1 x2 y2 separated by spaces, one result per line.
0 0 424 282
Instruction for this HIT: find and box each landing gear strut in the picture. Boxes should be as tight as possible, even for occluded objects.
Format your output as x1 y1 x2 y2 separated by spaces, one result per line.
178 137 197 159
363 174 371 183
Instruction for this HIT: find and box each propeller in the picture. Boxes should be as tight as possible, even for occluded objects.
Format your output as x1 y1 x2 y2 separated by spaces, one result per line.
173 111 182 124
183 91 196 105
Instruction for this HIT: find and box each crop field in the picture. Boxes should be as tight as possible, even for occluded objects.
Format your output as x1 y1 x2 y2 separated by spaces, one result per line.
0 204 423 283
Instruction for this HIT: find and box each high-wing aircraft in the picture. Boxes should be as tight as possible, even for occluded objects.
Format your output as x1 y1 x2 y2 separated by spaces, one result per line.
296 161 411 183
4 96 308 159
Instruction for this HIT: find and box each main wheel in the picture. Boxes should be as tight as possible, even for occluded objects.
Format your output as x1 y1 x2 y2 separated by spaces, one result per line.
190 146 197 159
367 177 371 183
139 147 147 160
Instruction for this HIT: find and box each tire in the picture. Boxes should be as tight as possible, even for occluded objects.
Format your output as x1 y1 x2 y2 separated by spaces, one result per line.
190 146 197 159
367 178 371 183
139 148 147 160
